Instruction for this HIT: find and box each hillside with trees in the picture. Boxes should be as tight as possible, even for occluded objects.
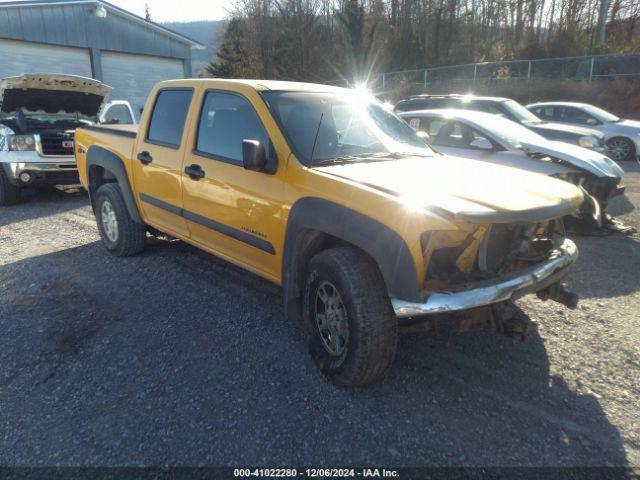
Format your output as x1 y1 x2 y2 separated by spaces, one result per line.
206 0 640 83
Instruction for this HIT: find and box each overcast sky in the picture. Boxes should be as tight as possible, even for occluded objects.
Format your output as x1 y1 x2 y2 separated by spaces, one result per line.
106 0 232 22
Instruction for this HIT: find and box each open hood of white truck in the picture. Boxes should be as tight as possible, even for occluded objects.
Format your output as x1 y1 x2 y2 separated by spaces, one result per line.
0 74 112 118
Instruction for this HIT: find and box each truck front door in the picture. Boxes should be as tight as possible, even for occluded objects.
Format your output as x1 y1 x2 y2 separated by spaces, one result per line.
132 88 193 237
180 89 286 282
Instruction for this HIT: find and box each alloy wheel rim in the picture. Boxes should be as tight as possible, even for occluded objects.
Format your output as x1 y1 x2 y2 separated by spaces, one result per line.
101 200 119 243
314 280 349 356
608 139 632 161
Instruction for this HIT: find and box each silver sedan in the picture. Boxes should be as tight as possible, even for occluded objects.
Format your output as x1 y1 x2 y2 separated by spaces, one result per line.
399 108 625 227
526 101 640 162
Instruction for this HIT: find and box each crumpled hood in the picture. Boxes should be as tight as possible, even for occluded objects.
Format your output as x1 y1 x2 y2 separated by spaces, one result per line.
520 140 624 178
530 121 603 139
316 156 583 224
0 74 112 118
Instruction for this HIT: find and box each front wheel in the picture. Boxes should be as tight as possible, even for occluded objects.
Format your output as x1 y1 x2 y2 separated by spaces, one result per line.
95 183 146 256
606 137 636 162
303 247 398 387
0 166 21 206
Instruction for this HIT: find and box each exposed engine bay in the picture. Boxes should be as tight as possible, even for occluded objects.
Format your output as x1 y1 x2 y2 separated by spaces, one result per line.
399 219 578 338
0 110 93 135
424 219 566 285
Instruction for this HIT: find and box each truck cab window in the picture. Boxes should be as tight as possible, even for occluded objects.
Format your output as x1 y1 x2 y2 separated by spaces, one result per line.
146 89 193 148
195 91 269 164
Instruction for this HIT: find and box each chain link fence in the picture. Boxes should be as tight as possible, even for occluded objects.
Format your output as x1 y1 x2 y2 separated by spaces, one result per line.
327 53 640 91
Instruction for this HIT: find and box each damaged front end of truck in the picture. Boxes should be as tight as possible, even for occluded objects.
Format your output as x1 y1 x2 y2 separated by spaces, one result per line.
317 156 583 338
392 205 582 340
394 216 578 320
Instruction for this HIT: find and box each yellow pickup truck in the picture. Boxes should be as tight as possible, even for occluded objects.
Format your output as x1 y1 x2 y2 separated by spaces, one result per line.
75 79 583 386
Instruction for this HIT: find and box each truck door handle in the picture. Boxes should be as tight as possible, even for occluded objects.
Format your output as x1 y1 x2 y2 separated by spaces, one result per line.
185 164 205 180
137 151 153 165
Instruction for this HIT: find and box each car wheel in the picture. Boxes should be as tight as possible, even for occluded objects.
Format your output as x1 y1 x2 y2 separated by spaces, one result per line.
606 137 636 162
0 166 21 206
303 247 398 387
95 183 146 256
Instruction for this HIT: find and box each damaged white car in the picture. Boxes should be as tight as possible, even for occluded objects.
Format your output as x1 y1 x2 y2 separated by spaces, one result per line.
0 73 112 205
400 109 625 227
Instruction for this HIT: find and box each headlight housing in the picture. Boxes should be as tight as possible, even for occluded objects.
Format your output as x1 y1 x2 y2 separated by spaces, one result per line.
578 135 599 149
8 134 36 151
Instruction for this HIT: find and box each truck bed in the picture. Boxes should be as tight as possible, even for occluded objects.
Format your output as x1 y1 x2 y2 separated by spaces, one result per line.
74 124 139 190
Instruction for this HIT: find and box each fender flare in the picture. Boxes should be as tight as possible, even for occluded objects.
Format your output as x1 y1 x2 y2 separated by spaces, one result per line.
282 197 421 320
86 145 143 225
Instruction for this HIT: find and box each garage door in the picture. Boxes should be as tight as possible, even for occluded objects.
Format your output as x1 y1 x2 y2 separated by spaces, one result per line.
101 52 185 120
0 39 92 80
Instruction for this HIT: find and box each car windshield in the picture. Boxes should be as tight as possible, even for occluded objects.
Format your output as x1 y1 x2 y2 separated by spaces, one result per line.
501 99 543 125
478 114 548 149
579 104 620 123
262 90 434 165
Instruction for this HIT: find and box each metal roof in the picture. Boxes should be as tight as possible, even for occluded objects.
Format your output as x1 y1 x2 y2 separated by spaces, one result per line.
0 0 204 49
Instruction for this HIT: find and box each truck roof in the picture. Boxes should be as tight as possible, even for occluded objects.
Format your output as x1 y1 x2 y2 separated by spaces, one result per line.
156 78 348 93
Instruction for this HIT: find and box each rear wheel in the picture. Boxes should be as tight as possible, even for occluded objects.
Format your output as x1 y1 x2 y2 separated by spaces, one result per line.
0 166 21 206
303 247 398 387
606 137 635 162
95 183 146 256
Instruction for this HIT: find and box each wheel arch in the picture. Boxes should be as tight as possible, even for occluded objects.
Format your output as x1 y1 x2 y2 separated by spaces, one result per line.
86 145 143 225
282 197 420 321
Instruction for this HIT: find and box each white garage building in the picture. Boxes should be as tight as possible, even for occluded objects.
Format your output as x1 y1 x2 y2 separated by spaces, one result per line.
0 0 203 117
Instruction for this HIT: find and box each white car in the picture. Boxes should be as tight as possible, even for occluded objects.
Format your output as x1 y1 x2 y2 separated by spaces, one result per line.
399 109 625 226
99 100 137 125
526 101 640 162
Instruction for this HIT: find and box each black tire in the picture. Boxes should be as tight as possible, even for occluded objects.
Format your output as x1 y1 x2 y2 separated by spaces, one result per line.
95 182 146 256
606 136 636 162
302 247 398 387
0 166 21 206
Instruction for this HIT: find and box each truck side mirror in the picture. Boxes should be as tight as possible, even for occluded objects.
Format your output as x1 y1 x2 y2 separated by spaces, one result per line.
242 139 267 172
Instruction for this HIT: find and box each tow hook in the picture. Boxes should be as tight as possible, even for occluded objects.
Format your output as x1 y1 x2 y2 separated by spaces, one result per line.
536 282 579 309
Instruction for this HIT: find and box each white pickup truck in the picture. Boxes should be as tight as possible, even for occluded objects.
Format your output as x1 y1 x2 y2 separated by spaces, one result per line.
0 73 133 205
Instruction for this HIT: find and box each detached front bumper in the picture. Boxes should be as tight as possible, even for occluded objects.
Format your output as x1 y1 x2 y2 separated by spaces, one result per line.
392 238 578 318
1 151 79 186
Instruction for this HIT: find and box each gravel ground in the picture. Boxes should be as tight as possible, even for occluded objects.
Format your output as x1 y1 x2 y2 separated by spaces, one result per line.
0 164 639 468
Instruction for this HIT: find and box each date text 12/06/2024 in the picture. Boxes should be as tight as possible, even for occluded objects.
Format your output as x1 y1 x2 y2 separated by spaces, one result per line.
233 468 399 478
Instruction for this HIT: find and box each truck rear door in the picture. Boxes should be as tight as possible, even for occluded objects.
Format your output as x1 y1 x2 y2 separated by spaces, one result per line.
132 88 194 237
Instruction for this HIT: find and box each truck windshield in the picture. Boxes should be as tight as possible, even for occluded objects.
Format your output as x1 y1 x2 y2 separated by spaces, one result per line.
262 90 434 166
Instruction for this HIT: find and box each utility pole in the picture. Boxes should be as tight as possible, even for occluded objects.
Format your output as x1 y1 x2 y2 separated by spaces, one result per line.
597 0 610 47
